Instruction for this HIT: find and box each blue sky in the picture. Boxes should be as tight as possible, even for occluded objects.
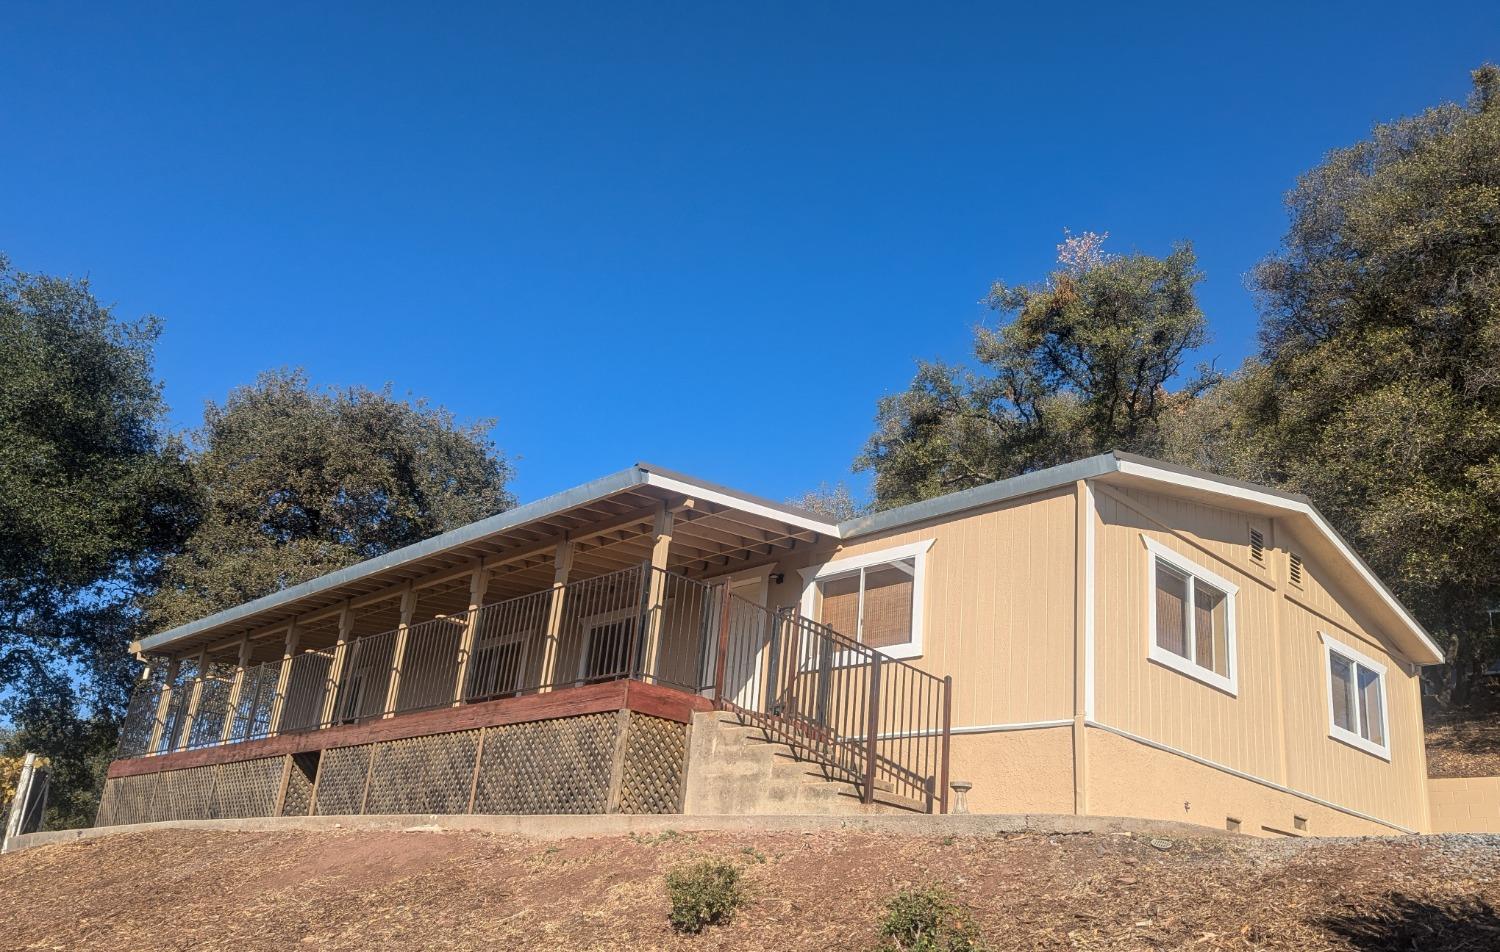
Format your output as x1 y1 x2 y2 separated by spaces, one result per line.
3 2 1497 506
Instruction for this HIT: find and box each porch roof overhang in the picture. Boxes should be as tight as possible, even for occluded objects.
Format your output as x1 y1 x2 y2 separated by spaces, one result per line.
137 451 1440 669
133 463 839 658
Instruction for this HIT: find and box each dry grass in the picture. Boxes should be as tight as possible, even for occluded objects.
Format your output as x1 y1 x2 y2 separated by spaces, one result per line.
2 827 1498 951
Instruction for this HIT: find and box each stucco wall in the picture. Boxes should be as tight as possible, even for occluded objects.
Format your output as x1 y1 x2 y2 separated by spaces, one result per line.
1085 727 1407 837
947 726 1075 815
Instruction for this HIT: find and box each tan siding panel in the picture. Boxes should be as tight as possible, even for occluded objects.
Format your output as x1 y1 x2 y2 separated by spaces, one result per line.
1094 487 1281 781
1280 600 1427 830
1094 484 1428 832
772 487 1078 728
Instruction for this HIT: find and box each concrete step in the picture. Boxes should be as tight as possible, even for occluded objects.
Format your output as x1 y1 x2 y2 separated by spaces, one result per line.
684 710 920 817
711 719 896 786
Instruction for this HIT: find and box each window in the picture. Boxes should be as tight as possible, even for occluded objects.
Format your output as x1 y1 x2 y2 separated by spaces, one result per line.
1289 552 1304 588
1143 536 1238 694
799 540 933 659
1249 528 1265 565
578 613 637 683
1321 633 1390 759
468 629 530 699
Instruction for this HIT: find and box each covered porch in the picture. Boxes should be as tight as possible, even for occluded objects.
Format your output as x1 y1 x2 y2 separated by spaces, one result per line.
110 465 951 817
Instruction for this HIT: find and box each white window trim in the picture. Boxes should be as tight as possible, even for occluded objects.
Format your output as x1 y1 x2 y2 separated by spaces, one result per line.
1142 535 1239 696
1319 631 1392 761
798 539 934 660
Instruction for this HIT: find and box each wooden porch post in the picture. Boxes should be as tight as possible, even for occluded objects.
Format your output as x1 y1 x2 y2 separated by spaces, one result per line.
175 648 210 748
537 540 575 692
639 502 675 681
453 564 489 705
147 656 182 754
267 622 302 735
382 585 417 717
219 637 253 744
320 602 355 727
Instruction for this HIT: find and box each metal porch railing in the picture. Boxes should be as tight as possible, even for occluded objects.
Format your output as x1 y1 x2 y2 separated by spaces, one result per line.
115 564 953 812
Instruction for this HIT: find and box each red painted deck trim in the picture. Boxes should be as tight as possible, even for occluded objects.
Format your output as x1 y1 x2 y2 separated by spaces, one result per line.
108 679 711 779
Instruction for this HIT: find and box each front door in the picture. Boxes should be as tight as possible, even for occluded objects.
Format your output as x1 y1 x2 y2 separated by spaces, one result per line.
702 572 771 708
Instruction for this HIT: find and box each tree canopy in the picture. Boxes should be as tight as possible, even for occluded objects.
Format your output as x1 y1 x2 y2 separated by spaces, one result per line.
0 257 196 826
788 482 861 521
145 369 516 631
2 262 516 828
857 233 1209 507
1180 65 1500 700
854 65 1500 701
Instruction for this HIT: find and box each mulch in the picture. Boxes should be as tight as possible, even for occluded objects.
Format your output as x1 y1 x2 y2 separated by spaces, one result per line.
1426 711 1500 779
2 827 1499 950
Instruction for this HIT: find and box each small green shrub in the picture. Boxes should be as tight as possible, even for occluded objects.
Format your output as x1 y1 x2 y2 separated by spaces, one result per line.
666 858 744 934
876 886 983 952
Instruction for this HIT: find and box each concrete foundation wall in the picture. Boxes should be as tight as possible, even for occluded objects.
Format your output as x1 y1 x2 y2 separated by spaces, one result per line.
1428 776 1500 833
1085 726 1410 837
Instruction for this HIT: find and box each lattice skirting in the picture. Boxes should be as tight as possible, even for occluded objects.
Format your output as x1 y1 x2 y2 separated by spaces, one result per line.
617 711 688 814
95 755 285 826
96 712 689 827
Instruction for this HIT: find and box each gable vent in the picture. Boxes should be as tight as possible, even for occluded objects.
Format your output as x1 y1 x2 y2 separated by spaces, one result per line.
1249 528 1265 564
1289 552 1304 587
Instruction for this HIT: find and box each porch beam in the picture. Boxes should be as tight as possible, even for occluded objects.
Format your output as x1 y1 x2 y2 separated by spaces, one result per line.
668 524 780 567
452 564 490 706
266 622 302 735
204 504 681 652
680 548 777 577
537 541 576 693
689 500 822 543
674 510 799 551
381 585 418 717
569 541 654 571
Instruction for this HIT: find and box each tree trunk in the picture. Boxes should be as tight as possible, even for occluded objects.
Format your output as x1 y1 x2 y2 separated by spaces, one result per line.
1451 629 1477 707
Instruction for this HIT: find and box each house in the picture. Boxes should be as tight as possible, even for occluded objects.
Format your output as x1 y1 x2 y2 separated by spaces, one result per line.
98 452 1450 836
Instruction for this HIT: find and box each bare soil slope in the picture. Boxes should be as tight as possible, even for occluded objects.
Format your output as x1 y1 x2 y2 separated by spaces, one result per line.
3 827 1499 951
1426 696 1500 778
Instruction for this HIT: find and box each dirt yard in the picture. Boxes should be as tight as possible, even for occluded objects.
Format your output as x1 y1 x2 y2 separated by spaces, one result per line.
1426 704 1500 778
3 827 1499 951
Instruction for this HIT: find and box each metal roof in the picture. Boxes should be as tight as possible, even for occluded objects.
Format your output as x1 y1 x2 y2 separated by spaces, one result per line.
136 451 1440 666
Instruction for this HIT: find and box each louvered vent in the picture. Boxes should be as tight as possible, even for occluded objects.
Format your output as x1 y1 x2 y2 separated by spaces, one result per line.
1249 528 1265 564
1289 552 1304 587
